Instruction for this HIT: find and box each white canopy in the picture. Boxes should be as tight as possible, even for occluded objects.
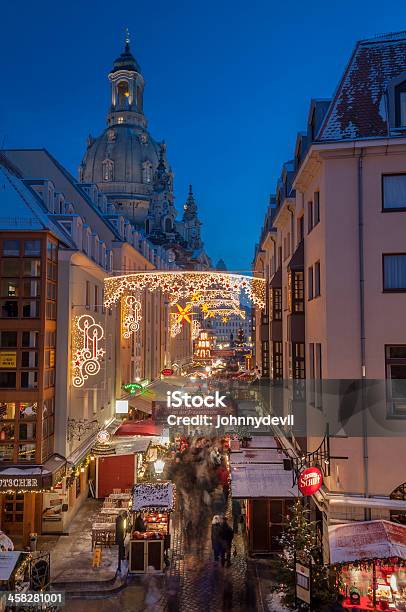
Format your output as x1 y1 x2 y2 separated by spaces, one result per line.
230 464 298 498
328 520 406 564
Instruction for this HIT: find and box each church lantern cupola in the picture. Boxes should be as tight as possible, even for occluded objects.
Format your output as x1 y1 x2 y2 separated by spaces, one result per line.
107 30 146 128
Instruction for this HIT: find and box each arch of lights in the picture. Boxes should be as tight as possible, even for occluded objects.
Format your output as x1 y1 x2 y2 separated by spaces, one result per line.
103 271 266 340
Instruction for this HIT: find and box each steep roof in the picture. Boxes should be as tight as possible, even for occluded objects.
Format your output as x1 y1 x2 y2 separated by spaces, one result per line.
318 31 406 141
0 158 72 245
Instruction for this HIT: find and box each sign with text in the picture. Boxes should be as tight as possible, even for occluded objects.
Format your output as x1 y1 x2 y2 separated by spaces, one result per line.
296 562 311 604
298 467 323 496
0 352 16 368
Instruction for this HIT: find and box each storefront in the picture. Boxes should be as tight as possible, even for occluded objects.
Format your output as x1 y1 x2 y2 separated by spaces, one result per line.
230 440 298 555
329 520 406 610
0 454 67 541
129 481 175 573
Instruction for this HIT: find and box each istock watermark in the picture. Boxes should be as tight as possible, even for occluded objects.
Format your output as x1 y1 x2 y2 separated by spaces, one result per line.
166 390 227 408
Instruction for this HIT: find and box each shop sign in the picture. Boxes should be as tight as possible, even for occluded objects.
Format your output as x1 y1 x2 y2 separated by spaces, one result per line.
161 368 174 377
298 466 323 496
116 399 129 414
0 351 16 368
296 562 311 604
96 430 111 444
122 382 143 394
0 476 44 490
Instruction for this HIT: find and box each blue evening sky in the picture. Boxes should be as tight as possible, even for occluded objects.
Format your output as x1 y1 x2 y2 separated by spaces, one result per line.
0 1 403 270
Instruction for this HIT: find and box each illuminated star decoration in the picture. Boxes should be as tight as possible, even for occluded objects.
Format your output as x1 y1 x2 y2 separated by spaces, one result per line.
222 316 229 323
175 303 194 325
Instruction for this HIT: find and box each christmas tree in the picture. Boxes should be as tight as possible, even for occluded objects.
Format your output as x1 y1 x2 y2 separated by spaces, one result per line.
272 499 333 610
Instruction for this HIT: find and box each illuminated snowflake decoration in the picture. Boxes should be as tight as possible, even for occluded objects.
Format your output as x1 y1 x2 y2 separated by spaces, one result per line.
72 315 105 388
121 294 142 339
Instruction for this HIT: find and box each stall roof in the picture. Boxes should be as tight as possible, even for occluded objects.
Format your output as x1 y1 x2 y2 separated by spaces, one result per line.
111 436 152 455
0 552 21 581
231 464 298 498
241 436 280 449
132 481 175 512
328 520 406 564
115 418 163 437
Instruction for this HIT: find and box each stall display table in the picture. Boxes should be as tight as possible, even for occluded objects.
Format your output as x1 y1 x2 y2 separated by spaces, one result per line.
100 507 125 515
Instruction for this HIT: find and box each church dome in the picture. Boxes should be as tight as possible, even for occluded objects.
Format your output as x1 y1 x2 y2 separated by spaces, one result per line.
80 124 161 187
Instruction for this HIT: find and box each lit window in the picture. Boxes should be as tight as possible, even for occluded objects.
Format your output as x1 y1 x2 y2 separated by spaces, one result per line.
117 117 124 124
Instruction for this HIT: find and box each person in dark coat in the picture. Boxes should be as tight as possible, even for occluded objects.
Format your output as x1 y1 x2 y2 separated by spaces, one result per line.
220 516 234 566
211 515 224 563
232 499 241 534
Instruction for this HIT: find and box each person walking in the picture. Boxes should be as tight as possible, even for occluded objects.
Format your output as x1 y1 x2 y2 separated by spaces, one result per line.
220 516 234 567
211 515 224 563
232 499 241 534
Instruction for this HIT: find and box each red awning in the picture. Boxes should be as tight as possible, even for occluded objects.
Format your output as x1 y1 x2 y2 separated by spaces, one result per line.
114 418 163 437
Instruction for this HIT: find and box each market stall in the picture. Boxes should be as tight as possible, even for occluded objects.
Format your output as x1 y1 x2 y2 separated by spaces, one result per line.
129 481 175 573
91 491 132 549
329 520 406 610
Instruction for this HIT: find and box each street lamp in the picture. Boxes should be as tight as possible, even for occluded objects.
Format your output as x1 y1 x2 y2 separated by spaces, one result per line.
154 459 165 475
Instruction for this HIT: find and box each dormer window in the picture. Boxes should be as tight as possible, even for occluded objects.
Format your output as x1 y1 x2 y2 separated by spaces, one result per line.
396 82 406 127
142 161 153 184
102 159 114 182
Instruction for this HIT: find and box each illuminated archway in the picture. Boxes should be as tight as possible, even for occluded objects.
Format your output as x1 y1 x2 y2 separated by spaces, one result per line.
103 270 265 340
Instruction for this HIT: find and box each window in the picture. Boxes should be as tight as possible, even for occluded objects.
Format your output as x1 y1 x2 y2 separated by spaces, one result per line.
297 216 304 243
142 162 153 184
19 402 37 420
3 240 20 256
18 443 36 462
383 175 406 211
21 371 38 389
314 192 320 225
117 117 124 124
383 254 406 291
94 285 99 312
271 341 283 379
2 260 20 277
0 372 16 388
21 351 38 368
23 280 40 297
270 288 282 321
308 201 313 233
292 343 305 379
308 266 314 300
102 159 114 182
0 332 17 347
22 331 39 348
22 260 40 277
22 300 39 318
86 281 90 308
395 81 406 127
292 271 304 313
19 422 36 441
386 345 406 415
0 403 15 420
314 261 321 297
0 300 18 318
24 240 41 256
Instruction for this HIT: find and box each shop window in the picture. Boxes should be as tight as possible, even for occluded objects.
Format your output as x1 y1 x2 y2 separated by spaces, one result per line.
0 445 14 461
0 403 15 420
22 300 39 318
20 371 38 389
3 240 20 256
0 372 16 388
0 332 17 347
24 240 41 256
22 260 40 277
0 279 19 297
2 260 20 277
386 345 406 415
0 423 15 441
18 443 36 462
383 174 406 211
22 331 39 348
19 402 37 420
383 254 406 291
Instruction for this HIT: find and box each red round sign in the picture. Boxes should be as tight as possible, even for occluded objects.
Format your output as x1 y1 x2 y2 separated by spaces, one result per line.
298 467 323 496
161 368 174 377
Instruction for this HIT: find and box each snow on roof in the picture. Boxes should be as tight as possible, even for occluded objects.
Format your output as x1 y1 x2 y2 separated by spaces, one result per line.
329 520 406 564
132 481 175 511
231 464 298 498
318 32 406 141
